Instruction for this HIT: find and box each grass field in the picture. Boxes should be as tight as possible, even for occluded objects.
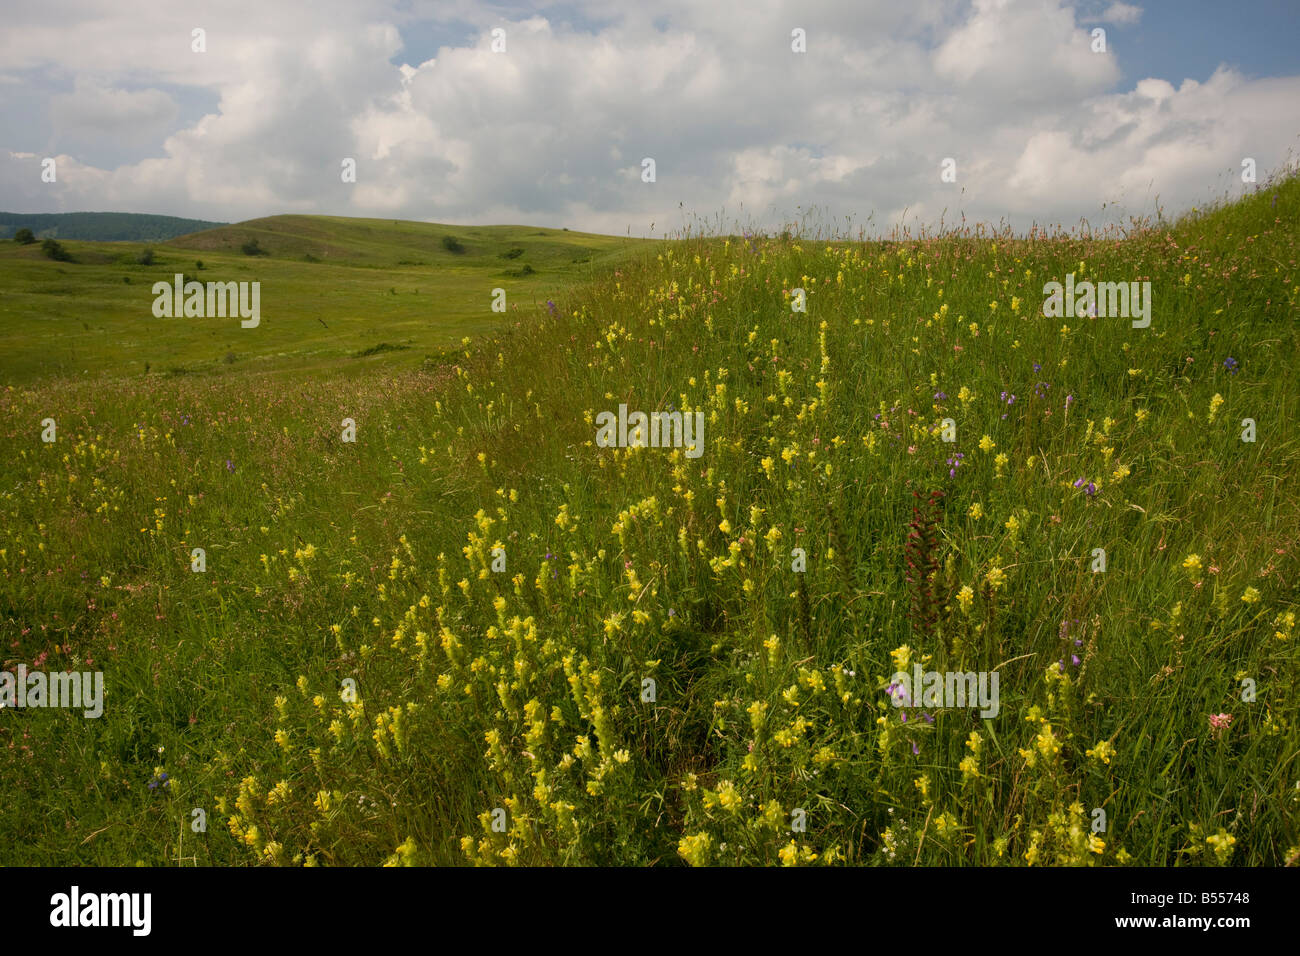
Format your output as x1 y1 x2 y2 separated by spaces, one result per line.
1 179 1298 866
0 215 644 384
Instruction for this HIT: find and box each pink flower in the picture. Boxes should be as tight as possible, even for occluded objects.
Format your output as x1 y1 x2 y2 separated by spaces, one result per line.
1209 713 1233 736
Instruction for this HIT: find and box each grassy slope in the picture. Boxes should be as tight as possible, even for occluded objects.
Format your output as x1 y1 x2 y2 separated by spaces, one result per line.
0 215 645 384
0 182 1297 866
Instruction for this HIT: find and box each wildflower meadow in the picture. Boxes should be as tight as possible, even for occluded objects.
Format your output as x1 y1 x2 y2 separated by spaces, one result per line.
2 172 1297 869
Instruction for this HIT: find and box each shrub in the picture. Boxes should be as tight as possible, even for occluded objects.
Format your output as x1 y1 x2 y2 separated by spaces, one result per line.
137 248 155 266
41 238 71 261
13 228 35 245
441 235 466 254
241 238 266 256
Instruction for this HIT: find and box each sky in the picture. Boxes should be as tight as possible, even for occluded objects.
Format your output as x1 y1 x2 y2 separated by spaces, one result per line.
1 0 1297 238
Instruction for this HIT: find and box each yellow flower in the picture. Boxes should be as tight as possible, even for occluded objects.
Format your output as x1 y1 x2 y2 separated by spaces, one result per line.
985 566 1007 590
1034 723 1061 762
957 585 974 614
968 502 983 520
1206 828 1236 864
1085 740 1115 765
677 832 712 867
1242 587 1261 604
715 780 741 812
1182 553 1202 575
1208 393 1224 423
978 434 996 453
890 644 912 670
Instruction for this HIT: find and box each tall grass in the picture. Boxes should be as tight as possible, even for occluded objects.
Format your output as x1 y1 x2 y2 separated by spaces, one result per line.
1 174 1297 865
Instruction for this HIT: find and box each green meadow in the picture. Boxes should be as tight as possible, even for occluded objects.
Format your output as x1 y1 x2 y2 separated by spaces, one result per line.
0 215 644 384
1 179 1297 866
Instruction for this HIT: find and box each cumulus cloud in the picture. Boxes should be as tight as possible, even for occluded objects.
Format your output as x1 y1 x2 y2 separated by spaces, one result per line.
1100 3 1143 25
0 0 1294 235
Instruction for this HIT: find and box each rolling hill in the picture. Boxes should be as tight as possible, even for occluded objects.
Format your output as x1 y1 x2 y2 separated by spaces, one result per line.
0 215 652 384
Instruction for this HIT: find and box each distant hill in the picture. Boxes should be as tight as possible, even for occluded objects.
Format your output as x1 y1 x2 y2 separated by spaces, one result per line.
167 214 625 267
0 211 226 242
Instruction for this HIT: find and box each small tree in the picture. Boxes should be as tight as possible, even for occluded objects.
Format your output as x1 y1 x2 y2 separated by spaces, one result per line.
241 238 265 256
13 228 35 244
41 238 72 261
137 247 155 265
441 235 466 254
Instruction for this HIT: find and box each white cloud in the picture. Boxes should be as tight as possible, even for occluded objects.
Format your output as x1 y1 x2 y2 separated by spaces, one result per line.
1101 3 1143 25
51 78 177 133
0 0 1295 233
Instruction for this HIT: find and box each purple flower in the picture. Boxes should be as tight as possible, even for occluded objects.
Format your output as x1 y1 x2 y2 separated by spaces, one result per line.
911 741 920 756
225 459 235 473
1071 655 1081 666
1224 357 1239 374
1033 362 1042 372
934 391 948 401
1065 394 1075 407
546 300 557 316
